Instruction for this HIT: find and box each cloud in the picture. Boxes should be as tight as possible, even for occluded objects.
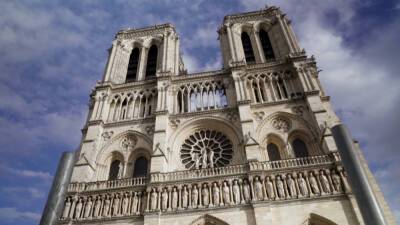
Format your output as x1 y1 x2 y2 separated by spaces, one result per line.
3 187 46 198
0 207 40 222
0 164 52 182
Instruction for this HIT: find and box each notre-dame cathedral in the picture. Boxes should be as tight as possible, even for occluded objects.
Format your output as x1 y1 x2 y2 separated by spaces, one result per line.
53 6 396 225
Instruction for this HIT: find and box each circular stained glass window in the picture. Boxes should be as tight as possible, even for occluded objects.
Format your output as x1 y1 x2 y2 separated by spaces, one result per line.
180 130 233 169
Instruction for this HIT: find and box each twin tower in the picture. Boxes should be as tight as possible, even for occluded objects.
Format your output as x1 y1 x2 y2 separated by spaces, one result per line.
56 6 395 225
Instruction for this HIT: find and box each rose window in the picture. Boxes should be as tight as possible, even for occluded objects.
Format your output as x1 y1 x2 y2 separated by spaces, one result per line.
180 130 233 169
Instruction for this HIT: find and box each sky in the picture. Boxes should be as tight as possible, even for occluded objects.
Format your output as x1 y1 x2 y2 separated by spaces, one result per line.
0 0 399 224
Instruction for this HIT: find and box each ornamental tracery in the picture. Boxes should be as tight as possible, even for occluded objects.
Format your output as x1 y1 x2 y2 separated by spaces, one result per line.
180 130 233 169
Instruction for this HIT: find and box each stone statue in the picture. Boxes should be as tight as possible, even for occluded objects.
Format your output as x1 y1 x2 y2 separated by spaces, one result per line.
320 171 331 193
332 171 342 192
117 163 123 179
276 176 286 198
254 177 263 200
75 198 83 219
222 181 230 204
232 180 240 204
103 196 111 217
93 196 101 218
242 180 251 202
192 185 199 207
202 184 209 206
172 187 178 209
112 194 120 216
131 193 138 213
182 186 188 208
298 173 309 196
162 188 168 210
309 172 320 195
212 183 220 205
150 189 158 210
62 197 71 219
84 196 93 218
192 153 200 170
201 148 207 169
122 193 129 215
265 177 275 199
287 174 297 198
208 150 214 168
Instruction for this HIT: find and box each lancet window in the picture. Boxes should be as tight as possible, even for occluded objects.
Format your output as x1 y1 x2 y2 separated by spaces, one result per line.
133 157 148 177
292 138 309 158
267 143 281 161
259 29 275 60
241 32 255 63
108 160 121 180
145 45 158 78
246 71 297 104
176 81 227 113
107 89 157 122
126 48 140 82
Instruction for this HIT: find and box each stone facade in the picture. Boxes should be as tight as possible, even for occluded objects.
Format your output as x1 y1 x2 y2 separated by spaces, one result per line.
57 6 396 225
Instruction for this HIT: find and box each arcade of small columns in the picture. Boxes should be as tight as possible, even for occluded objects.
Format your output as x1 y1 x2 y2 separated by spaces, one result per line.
61 166 349 221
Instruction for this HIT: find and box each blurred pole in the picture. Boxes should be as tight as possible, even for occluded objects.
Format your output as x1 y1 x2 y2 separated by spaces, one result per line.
331 124 387 225
39 152 75 225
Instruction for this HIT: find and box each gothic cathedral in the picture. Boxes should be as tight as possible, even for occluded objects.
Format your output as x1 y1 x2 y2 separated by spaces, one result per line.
56 6 396 225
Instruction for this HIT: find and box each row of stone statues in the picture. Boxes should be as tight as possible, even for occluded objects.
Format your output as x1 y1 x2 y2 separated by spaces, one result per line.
61 168 349 220
145 168 348 211
62 191 143 220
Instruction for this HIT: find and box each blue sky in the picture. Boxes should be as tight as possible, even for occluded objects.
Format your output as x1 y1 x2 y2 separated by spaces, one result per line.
0 0 399 224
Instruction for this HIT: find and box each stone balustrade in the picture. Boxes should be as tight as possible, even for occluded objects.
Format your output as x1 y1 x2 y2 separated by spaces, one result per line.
60 154 349 223
249 155 333 171
68 177 147 192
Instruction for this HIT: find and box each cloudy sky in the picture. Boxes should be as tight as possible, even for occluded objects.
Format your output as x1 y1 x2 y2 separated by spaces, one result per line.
0 0 399 224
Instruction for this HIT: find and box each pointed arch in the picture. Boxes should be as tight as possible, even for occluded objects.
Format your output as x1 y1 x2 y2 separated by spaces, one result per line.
145 45 158 78
189 214 230 225
303 213 338 225
241 32 255 63
126 47 140 82
259 29 275 60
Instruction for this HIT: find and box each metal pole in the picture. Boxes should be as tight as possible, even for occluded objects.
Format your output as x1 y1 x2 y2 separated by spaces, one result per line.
40 152 75 225
331 124 387 225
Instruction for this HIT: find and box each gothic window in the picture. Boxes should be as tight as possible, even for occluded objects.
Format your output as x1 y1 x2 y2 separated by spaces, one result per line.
259 29 275 60
126 48 140 82
241 32 255 63
292 138 309 158
108 160 121 180
267 143 281 161
277 77 288 99
120 99 128 120
145 45 158 78
180 130 233 169
133 157 148 177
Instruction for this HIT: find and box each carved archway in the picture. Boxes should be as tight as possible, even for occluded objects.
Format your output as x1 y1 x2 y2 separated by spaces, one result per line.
189 214 229 225
302 213 338 225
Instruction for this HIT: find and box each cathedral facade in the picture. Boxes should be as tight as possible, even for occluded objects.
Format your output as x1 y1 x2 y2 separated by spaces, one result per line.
57 6 396 225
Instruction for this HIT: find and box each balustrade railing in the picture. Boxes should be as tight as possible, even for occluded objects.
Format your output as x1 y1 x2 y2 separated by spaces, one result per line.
151 164 248 183
68 176 146 192
249 155 333 171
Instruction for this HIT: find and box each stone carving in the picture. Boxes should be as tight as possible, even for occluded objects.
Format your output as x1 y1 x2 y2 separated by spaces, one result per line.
298 173 309 196
276 176 286 198
265 176 275 199
181 130 233 169
309 172 320 195
172 187 178 209
121 134 137 151
320 170 331 194
331 171 342 192
170 119 180 129
212 183 220 206
122 193 129 215
75 198 83 219
83 196 92 218
287 174 297 198
232 180 241 204
102 131 114 141
254 177 264 201
192 185 199 207
242 179 251 203
292 106 305 116
182 186 188 208
145 125 154 135
62 197 71 219
131 193 138 213
112 194 120 216
150 188 158 210
271 117 291 132
222 181 231 204
202 184 210 206
162 188 168 210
